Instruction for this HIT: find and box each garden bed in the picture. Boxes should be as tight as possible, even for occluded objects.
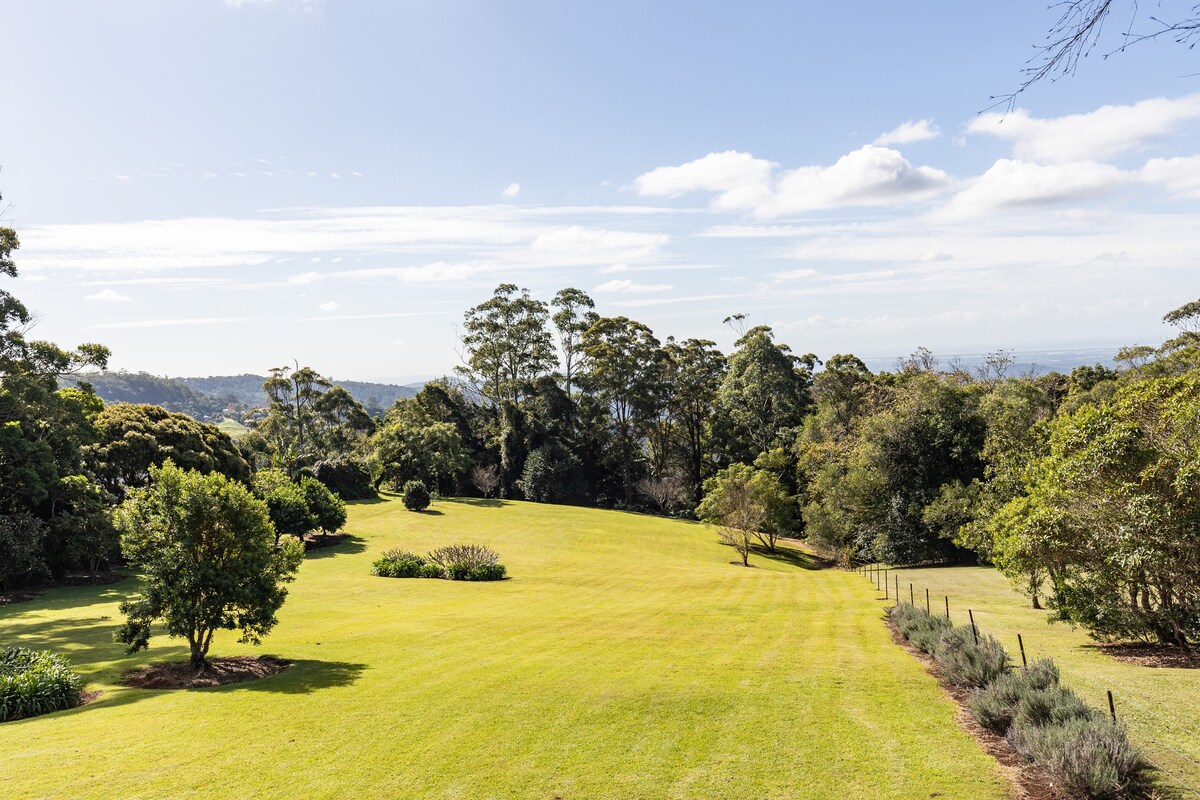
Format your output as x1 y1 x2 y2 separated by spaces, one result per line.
122 656 290 689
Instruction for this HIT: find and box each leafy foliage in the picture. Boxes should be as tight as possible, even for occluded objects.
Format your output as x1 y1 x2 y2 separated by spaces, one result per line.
0 647 83 722
401 480 431 512
114 462 304 669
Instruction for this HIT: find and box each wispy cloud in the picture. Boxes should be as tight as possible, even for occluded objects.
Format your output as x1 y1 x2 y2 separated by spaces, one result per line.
85 288 131 303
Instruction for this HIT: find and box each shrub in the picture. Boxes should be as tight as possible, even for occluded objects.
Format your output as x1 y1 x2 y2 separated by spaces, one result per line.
1013 686 1096 729
298 476 347 537
312 458 375 500
934 626 1010 689
371 549 425 578
967 659 1061 734
1008 715 1146 797
466 563 507 582
0 647 83 722
427 544 506 581
401 480 431 512
889 602 952 654
418 563 445 579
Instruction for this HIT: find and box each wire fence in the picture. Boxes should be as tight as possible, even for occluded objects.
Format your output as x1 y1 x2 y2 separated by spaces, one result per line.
857 563 1200 799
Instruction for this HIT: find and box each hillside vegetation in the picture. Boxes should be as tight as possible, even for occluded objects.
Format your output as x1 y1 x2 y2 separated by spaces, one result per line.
0 498 1009 800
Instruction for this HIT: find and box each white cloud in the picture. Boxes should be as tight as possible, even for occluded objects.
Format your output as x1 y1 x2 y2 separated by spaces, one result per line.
85 288 131 303
873 119 940 146
87 317 248 330
115 175 131 181
319 301 339 311
1140 155 1200 198
634 151 776 210
593 279 673 293
633 146 950 217
936 159 1129 219
598 263 629 274
969 94 1200 163
531 226 668 261
502 182 521 198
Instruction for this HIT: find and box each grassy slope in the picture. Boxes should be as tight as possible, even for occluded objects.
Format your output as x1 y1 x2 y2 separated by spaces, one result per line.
215 417 249 440
1 499 1009 800
889 565 1200 793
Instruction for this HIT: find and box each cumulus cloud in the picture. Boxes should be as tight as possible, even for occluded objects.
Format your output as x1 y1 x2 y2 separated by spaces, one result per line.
969 94 1200 163
502 182 521 198
593 279 673 293
1140 155 1200 198
633 146 950 217
85 288 131 303
936 159 1130 219
873 119 940 146
319 301 339 311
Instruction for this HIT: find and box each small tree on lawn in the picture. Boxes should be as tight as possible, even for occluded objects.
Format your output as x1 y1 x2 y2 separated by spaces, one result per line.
402 480 431 511
470 464 501 498
299 476 347 538
253 468 317 543
113 462 304 671
697 463 770 566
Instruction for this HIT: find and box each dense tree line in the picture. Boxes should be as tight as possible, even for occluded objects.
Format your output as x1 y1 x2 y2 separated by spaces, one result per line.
3 196 1198 649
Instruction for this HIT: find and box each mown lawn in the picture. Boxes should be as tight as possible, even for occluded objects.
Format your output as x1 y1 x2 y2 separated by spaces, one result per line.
1 497 1010 800
888 565 1200 795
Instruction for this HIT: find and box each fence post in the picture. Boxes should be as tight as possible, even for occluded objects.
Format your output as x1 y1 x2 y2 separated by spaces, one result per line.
945 595 950 621
910 582 914 605
884 570 889 600
925 587 930 614
895 574 899 606
1017 634 1027 668
1108 691 1117 722
968 609 978 644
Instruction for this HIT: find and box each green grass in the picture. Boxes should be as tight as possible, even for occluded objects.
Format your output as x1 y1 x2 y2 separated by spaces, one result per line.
215 417 249 440
0 498 1010 800
887 565 1200 795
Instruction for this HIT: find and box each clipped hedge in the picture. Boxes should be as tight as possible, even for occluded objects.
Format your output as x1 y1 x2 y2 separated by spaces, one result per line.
401 481 431 512
889 602 1148 797
1 647 84 722
373 544 506 582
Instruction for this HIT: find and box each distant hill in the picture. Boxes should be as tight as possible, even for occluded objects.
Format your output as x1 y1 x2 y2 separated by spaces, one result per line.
64 371 423 422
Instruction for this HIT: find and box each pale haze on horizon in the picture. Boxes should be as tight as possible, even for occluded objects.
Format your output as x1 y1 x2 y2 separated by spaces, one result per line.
3 1 1199 382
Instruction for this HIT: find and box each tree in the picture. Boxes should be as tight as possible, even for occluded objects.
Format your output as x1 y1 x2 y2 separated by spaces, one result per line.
298 476 346 538
367 410 470 493
698 462 793 555
113 462 304 670
252 468 317 542
401 480 431 511
310 386 374 457
551 287 599 397
636 473 688 514
85 403 250 497
1003 2 1200 106
259 364 331 459
458 284 556 406
716 325 813 461
663 337 726 503
994 374 1200 646
582 316 662 505
470 463 501 498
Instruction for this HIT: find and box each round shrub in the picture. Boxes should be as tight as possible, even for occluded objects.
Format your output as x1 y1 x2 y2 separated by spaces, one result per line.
1 647 83 722
401 480 431 512
466 563 507 582
968 658 1062 734
1007 716 1145 797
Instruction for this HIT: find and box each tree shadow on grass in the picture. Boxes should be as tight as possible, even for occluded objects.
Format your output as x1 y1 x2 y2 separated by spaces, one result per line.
439 496 508 508
231 659 367 694
753 543 826 571
304 534 368 560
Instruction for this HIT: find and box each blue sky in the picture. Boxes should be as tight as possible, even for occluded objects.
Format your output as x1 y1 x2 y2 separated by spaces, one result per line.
4 1 1200 381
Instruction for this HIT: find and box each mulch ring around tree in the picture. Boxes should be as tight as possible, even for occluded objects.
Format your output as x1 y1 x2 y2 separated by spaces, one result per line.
885 619 1066 800
300 532 350 551
121 656 291 690
1091 643 1200 669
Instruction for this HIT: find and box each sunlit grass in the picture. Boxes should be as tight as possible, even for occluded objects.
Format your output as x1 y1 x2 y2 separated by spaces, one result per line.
1 497 1009 799
888 564 1200 793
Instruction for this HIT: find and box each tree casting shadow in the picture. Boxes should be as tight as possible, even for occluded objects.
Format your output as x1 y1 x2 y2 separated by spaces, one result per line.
754 543 824 571
235 659 368 694
304 534 368 560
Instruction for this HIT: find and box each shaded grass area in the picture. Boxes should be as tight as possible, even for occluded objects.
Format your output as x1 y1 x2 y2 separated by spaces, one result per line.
889 565 1200 795
0 499 1010 799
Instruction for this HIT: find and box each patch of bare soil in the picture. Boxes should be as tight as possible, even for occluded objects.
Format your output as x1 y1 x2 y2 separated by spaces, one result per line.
122 656 290 689
885 619 1068 800
1090 643 1200 669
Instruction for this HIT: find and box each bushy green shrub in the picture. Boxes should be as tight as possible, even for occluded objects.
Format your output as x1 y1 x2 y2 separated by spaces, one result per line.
1013 686 1096 729
968 659 1061 733
0 647 83 722
419 563 445 579
934 626 1010 689
401 480 431 512
371 549 425 578
889 602 952 654
1007 715 1145 797
372 544 505 581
